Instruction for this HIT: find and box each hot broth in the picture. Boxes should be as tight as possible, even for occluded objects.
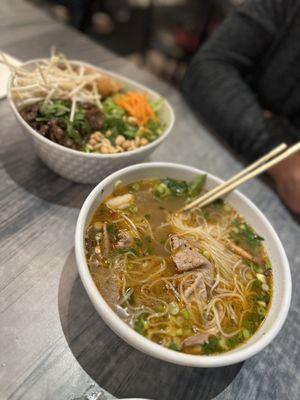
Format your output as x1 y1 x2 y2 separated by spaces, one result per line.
85 177 272 355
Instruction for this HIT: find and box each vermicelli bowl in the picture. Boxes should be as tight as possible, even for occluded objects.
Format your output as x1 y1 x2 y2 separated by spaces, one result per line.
7 56 174 183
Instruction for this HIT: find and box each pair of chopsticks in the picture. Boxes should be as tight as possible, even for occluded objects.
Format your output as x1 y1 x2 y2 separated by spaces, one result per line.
183 142 300 211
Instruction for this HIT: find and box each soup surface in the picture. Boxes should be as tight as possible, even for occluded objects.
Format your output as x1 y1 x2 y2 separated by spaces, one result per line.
85 176 272 355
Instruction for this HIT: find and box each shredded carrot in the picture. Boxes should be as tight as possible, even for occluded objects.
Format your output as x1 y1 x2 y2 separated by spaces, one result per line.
115 91 155 126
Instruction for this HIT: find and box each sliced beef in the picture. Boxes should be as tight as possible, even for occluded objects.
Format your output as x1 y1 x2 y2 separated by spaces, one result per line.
20 100 104 150
81 102 105 130
20 104 39 123
47 120 65 142
98 270 120 306
37 120 64 142
38 124 49 137
170 236 185 251
170 235 212 272
182 332 211 348
37 119 72 147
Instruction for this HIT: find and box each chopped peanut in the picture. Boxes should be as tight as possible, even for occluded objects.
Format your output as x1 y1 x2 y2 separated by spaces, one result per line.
100 145 109 154
86 129 151 154
122 140 132 150
115 135 125 146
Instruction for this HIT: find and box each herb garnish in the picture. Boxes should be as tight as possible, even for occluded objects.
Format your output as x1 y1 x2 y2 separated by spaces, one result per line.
37 100 93 144
153 175 206 199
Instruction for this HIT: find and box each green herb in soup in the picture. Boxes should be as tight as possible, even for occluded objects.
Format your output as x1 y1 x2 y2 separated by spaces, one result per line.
85 177 272 355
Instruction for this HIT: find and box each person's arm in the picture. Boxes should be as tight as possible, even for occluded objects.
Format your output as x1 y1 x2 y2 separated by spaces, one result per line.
183 0 300 213
182 0 298 162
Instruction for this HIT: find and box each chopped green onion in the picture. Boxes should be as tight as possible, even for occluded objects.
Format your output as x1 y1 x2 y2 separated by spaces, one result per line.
202 250 210 258
135 239 143 248
257 300 266 307
202 337 223 355
243 329 250 339
181 309 190 320
219 337 228 349
155 305 165 313
114 180 122 189
154 182 172 198
134 313 148 335
188 175 206 197
146 246 154 255
256 273 266 283
169 301 179 315
262 283 269 292
130 183 140 192
168 342 179 351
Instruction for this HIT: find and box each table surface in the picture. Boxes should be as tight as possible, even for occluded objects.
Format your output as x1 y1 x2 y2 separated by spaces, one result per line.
1 1 299 399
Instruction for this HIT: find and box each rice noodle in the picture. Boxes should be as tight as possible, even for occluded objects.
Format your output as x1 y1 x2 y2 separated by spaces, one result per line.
85 180 272 355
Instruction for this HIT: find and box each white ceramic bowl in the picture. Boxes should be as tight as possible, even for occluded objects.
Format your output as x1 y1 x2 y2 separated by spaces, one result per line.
7 60 174 184
75 162 291 367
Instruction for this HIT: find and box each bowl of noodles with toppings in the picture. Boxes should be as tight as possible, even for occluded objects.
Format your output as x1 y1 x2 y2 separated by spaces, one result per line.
6 52 174 183
75 162 291 367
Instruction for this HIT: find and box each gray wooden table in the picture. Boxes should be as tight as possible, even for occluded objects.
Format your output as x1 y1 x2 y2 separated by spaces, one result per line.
1 1 299 399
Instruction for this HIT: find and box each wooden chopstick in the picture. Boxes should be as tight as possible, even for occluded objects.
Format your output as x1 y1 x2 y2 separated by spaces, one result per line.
183 143 287 211
183 142 300 211
184 143 287 212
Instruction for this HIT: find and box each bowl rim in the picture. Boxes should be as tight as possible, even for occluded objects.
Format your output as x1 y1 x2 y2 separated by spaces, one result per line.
7 58 175 159
75 162 292 367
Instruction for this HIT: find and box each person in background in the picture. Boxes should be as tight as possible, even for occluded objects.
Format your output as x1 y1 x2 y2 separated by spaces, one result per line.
183 0 300 213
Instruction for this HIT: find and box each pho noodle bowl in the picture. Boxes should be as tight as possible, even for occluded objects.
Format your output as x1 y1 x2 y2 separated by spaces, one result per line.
85 176 272 355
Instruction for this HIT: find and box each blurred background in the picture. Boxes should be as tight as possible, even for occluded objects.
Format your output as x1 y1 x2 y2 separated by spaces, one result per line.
28 0 245 86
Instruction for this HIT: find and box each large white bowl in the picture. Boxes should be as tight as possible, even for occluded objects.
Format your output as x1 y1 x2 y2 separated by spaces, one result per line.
75 162 291 367
7 60 174 184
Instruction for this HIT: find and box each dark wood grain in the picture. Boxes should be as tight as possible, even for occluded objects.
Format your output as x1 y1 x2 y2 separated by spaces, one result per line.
0 1 299 399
